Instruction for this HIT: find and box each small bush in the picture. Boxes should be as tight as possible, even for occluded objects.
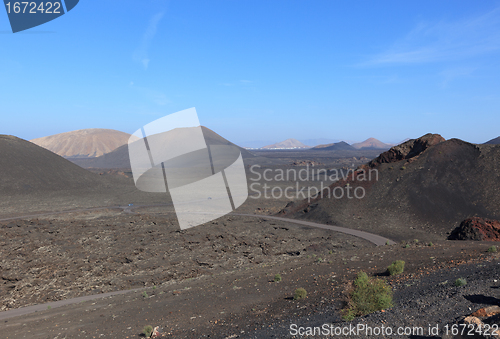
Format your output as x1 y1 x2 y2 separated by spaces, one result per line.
455 278 467 287
342 308 356 321
316 257 323 263
342 272 393 320
488 246 497 253
273 274 282 282
387 260 405 276
404 244 410 248
401 166 406 170
428 242 433 246
142 291 149 298
294 288 307 300
143 325 153 337
414 239 419 244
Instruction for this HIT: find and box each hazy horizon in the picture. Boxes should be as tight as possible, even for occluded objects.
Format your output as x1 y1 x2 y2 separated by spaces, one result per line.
2 1 500 144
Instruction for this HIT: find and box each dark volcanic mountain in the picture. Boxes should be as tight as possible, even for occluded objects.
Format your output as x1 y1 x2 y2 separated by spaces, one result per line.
71 126 254 169
312 141 355 151
282 133 500 241
485 136 500 145
0 135 107 195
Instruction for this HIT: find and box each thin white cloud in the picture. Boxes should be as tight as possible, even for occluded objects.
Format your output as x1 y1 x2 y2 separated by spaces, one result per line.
439 67 476 88
364 7 500 65
133 12 164 70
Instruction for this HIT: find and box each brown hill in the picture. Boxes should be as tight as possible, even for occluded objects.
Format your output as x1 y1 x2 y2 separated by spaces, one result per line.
485 137 500 145
312 141 355 151
282 133 500 242
262 139 310 149
0 135 108 195
351 137 391 150
71 126 254 169
30 128 130 158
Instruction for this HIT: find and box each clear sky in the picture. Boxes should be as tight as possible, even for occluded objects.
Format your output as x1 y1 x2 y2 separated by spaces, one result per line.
1 0 500 146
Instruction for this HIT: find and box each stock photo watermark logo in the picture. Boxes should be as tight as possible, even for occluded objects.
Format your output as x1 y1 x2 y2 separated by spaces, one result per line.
3 0 79 33
248 165 379 202
128 108 249 230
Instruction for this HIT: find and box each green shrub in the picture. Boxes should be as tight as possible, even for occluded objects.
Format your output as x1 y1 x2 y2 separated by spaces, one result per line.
342 308 356 321
414 239 419 244
404 244 410 248
273 274 282 282
294 288 307 300
488 246 497 253
455 278 467 287
342 272 393 320
142 291 148 298
143 325 153 337
387 260 405 276
428 242 433 246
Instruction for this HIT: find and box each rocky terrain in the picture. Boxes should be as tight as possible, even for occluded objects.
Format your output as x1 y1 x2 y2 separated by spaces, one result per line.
283 134 500 242
0 219 497 338
0 132 499 338
449 217 500 241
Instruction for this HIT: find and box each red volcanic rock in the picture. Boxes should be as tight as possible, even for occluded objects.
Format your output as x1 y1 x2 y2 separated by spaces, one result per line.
368 133 445 168
448 217 500 241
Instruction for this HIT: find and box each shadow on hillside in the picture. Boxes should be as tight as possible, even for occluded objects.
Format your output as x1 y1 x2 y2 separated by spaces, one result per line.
464 294 500 305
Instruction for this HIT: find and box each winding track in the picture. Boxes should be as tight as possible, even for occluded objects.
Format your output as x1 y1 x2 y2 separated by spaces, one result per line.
0 204 395 321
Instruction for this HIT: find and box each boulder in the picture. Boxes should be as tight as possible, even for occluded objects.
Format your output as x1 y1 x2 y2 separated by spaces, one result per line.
449 217 500 241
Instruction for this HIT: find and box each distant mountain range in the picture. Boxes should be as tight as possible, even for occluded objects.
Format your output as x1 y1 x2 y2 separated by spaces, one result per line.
258 137 394 150
351 138 392 150
30 128 130 158
261 138 310 149
300 138 358 147
71 126 253 169
312 141 355 151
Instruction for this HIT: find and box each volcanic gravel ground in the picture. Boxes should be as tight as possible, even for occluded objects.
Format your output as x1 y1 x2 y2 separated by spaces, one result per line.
0 212 369 311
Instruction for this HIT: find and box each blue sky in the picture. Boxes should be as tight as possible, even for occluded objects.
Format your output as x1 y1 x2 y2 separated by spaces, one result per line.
1 0 500 146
